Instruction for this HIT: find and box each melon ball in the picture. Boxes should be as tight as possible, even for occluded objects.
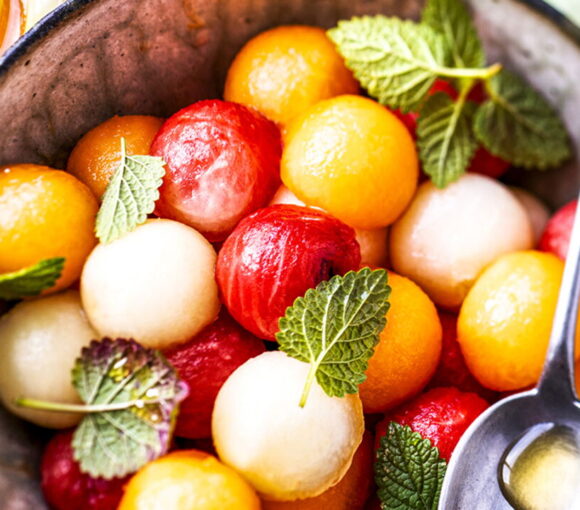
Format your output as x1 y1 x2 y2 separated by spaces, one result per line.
390 174 533 309
0 291 97 428
212 351 364 501
510 187 550 244
270 185 388 268
81 219 220 350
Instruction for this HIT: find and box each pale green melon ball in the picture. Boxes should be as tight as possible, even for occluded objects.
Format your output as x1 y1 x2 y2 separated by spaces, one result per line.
81 219 220 350
212 351 364 501
0 290 97 428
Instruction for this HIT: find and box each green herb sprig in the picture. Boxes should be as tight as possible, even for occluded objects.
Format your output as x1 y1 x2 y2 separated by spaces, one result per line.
0 257 65 300
376 423 447 510
328 0 571 187
95 138 166 244
17 338 187 479
277 267 390 407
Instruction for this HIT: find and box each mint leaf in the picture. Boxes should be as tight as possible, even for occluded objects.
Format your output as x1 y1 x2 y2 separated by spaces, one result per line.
422 0 484 68
71 338 188 479
474 70 571 169
328 17 450 112
376 423 447 510
0 258 65 300
277 268 390 406
417 92 478 187
95 138 166 244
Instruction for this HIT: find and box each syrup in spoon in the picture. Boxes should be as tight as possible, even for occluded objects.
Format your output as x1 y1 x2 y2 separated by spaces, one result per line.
500 423 580 510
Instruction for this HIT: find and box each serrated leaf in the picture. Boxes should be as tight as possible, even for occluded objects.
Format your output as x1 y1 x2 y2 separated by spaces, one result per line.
277 268 390 405
473 70 571 169
422 0 484 68
328 17 451 112
417 92 478 188
0 258 64 300
376 423 447 510
95 138 166 244
71 338 188 479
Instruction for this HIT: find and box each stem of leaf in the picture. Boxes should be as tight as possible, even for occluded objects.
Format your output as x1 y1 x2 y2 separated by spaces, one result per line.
438 63 502 80
299 364 318 408
457 81 473 105
15 398 140 414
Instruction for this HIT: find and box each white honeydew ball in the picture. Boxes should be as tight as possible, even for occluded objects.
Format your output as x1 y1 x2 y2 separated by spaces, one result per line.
510 187 550 244
270 185 388 267
212 351 364 501
81 219 220 350
0 291 97 428
390 174 534 309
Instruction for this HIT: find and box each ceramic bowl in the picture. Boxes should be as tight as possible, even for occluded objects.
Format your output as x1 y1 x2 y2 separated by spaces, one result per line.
0 0 578 507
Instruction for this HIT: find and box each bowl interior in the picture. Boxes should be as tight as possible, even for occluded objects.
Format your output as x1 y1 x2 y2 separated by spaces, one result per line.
0 0 578 508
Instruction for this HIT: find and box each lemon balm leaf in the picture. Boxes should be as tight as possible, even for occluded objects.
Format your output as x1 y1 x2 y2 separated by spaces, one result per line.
422 0 484 68
376 423 447 510
0 257 65 300
474 70 571 169
95 138 166 244
418 92 478 188
328 17 450 113
70 338 188 479
277 268 390 406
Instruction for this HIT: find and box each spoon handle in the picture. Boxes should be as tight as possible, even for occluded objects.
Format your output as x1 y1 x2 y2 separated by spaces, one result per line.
538 196 580 401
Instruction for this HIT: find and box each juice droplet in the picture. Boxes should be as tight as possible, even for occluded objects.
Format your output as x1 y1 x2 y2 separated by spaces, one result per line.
499 423 580 510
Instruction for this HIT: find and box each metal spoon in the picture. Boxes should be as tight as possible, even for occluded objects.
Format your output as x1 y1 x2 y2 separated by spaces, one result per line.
438 194 580 510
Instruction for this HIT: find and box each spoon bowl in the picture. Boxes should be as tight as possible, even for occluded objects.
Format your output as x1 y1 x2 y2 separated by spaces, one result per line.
439 390 580 509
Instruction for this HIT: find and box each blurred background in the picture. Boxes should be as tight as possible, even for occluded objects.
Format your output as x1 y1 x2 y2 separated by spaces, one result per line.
1 0 579 55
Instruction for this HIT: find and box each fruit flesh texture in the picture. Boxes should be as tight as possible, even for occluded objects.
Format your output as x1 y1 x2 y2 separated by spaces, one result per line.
0 291 97 428
164 311 266 439
390 174 534 309
0 164 98 292
359 271 442 413
539 199 577 260
428 312 497 401
118 450 261 510
216 204 360 340
458 250 580 391
375 387 489 461
262 431 374 510
67 115 164 199
282 94 418 230
224 25 359 126
212 351 365 501
270 185 389 268
151 99 282 242
41 431 129 510
81 219 220 350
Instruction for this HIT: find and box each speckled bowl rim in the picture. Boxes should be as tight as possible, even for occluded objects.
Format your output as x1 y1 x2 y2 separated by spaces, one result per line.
0 0 579 79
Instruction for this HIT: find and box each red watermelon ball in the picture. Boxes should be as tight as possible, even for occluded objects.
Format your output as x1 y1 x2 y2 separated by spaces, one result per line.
165 311 266 438
539 199 578 260
41 431 129 510
375 387 489 461
151 99 282 242
216 204 361 340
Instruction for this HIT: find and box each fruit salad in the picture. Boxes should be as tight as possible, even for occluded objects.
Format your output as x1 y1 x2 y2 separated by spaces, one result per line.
0 0 575 509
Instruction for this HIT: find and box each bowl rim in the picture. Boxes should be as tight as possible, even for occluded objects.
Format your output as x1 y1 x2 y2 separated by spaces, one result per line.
0 0 579 79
